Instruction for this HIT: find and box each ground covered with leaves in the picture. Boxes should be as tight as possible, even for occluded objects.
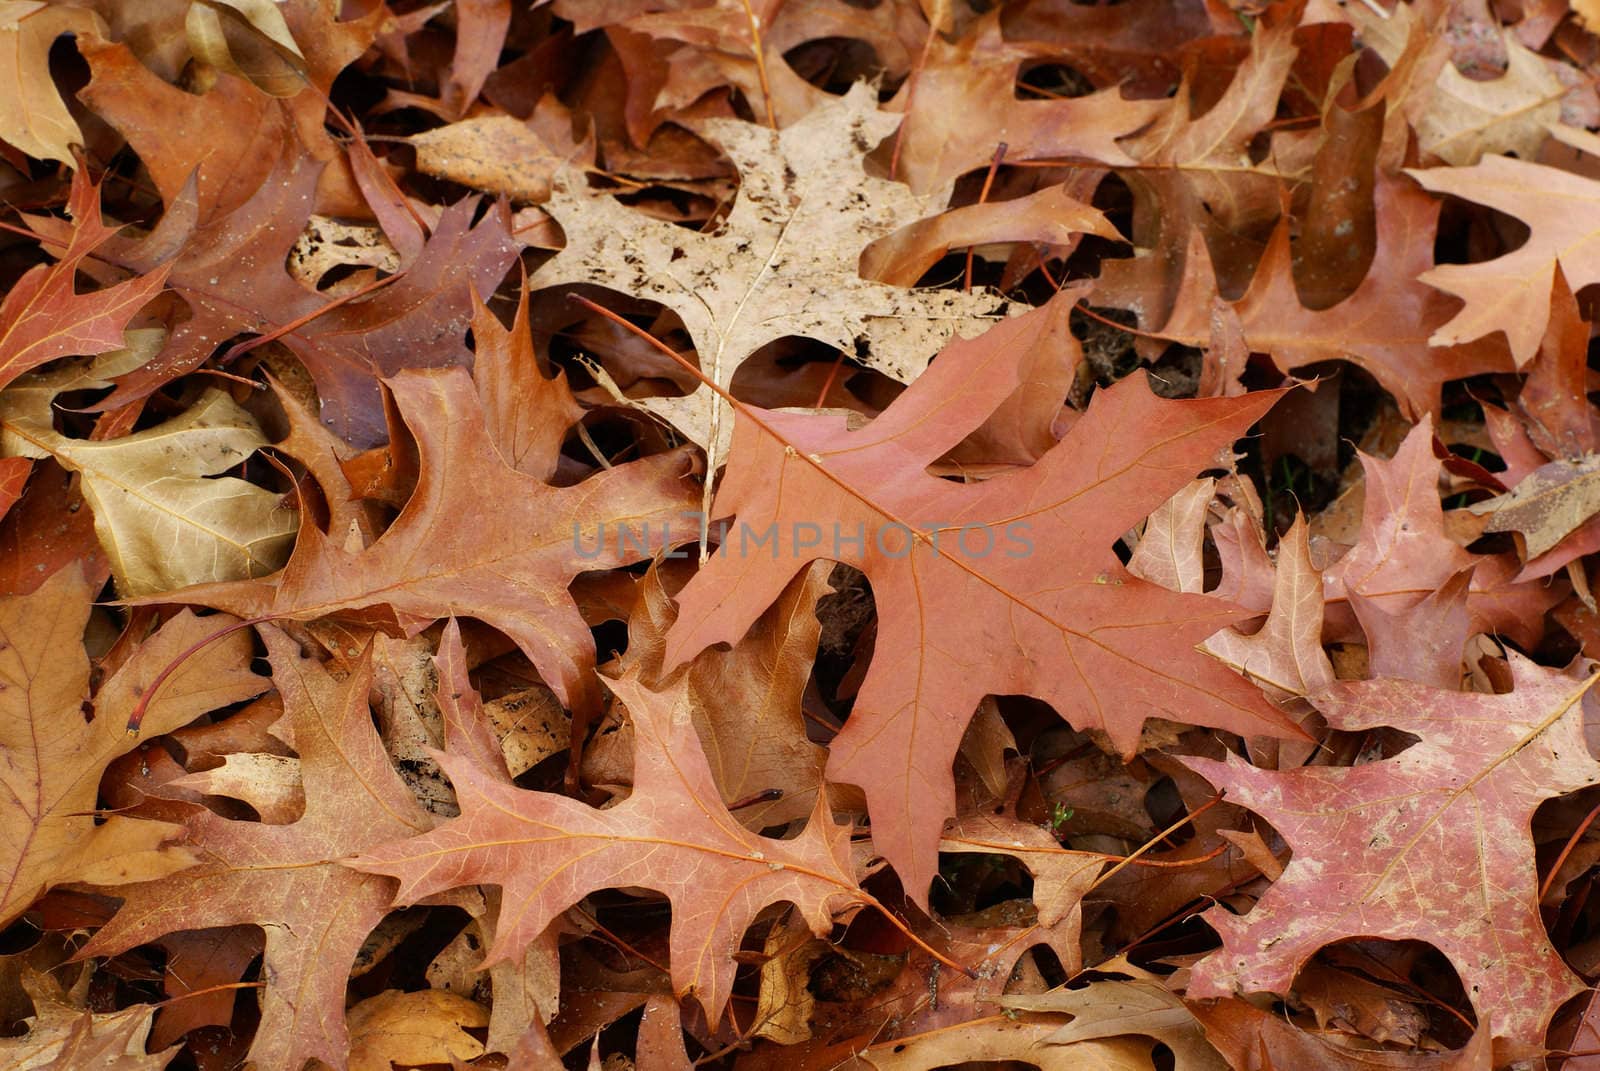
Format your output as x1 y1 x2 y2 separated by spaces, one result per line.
11 0 1600 1068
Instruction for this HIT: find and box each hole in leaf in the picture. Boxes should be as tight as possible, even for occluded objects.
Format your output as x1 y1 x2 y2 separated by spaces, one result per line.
1288 938 1476 1050
1015 61 1097 99
784 37 888 96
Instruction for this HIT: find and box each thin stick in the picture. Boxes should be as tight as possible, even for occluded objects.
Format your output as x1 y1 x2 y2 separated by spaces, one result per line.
964 143 1007 292
125 616 276 734
889 21 940 181
738 0 778 128
811 350 848 408
189 367 267 389
1540 798 1600 900
218 271 406 366
1075 301 1169 340
860 892 976 977
153 980 265 1007
1087 793 1225 892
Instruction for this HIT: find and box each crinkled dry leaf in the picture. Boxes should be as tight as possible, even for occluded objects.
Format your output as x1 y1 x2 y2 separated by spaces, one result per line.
531 83 1008 469
1472 453 1600 559
346 990 488 1071
0 970 179 1070
1 387 296 597
0 566 265 929
0 2 104 163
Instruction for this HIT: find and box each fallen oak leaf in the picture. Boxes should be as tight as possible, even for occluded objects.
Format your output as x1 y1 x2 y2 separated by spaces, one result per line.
185 0 309 98
0 969 180 1070
1324 416 1556 650
880 10 1163 198
345 990 487 1071
1187 994 1495 1070
0 565 266 930
80 627 436 1071
1201 514 1334 705
88 149 518 448
0 168 169 390
1103 173 1514 420
752 1015 1160 1070
587 558 839 830
1348 0 1592 168
408 110 594 204
1180 653 1600 1056
530 82 1009 475
155 365 700 730
1409 153 1600 364
661 302 1305 905
1001 978 1227 1071
351 665 871 1024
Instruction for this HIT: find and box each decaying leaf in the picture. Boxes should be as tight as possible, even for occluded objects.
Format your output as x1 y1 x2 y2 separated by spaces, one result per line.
1182 654 1600 1054
1 386 296 596
531 83 1010 469
0 566 265 929
0 970 179 1070
1472 453 1600 560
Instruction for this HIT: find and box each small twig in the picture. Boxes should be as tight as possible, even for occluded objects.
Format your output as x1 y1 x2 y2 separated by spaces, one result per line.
217 271 407 366
125 616 276 734
964 143 1008 292
1088 792 1226 892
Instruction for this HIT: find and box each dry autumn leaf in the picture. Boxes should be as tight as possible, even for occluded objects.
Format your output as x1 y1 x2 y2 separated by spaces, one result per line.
1471 453 1600 560
1410 153 1600 364
664 303 1303 901
0 970 179 1070
352 666 864 1023
165 365 700 721
531 83 1010 469
0 169 169 390
0 2 104 163
82 628 435 1071
5 2 1600 1066
1182 654 1600 1055
345 990 488 1071
0 566 265 930
1 385 297 596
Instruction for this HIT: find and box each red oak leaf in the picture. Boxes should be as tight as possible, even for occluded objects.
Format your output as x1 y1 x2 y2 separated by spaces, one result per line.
81 628 435 1071
662 305 1304 903
1181 654 1600 1056
351 662 863 1023
1 169 168 390
158 366 701 721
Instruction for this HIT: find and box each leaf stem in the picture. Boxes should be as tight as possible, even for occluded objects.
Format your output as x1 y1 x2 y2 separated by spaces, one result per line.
963 143 1007 292
217 270 407 366
1540 797 1600 901
1087 792 1226 892
124 615 276 734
